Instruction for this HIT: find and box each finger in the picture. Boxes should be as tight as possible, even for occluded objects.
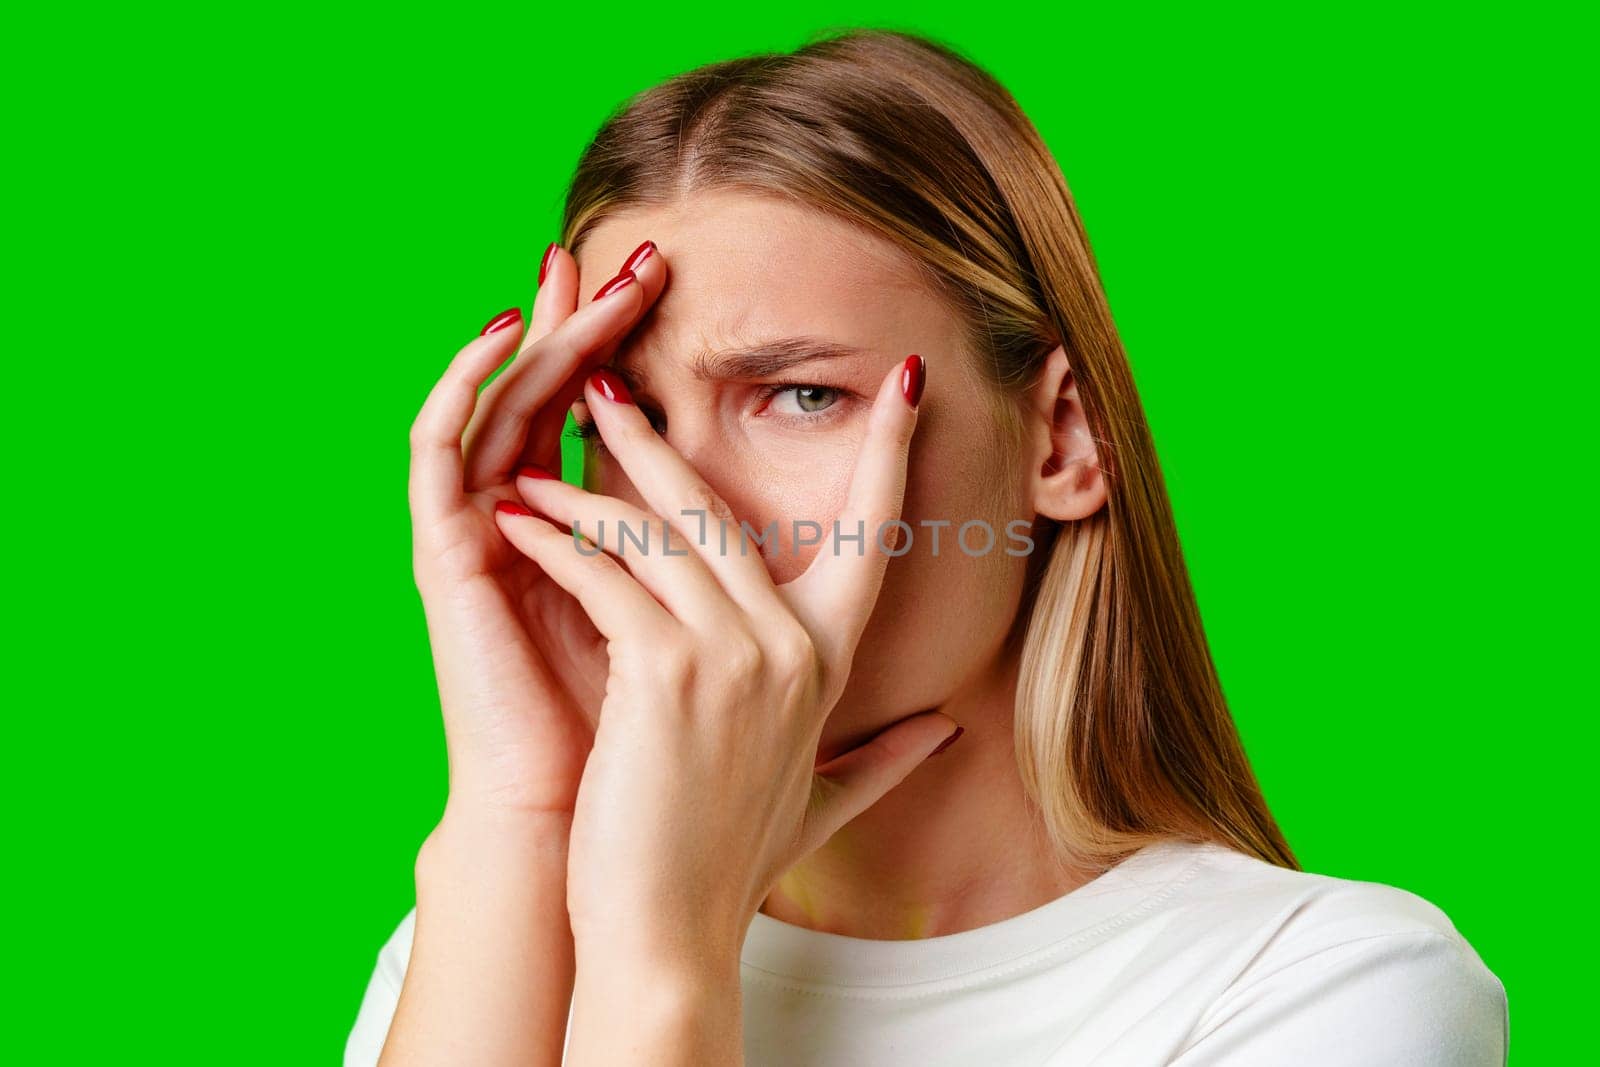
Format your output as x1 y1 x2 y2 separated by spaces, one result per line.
512 466 742 632
408 310 526 521
491 500 676 642
527 242 577 344
787 354 924 661
800 713 963 857
582 368 786 617
515 240 666 475
461 268 644 490
462 241 666 489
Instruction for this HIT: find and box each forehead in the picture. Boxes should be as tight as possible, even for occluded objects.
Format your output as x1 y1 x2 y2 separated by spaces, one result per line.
576 191 964 377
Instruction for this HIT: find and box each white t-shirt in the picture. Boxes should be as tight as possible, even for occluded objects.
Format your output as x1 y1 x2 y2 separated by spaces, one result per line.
344 839 1507 1065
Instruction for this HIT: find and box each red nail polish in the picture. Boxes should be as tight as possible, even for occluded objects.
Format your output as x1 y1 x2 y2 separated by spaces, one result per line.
622 239 656 273
592 269 637 302
480 308 522 336
588 368 633 404
538 242 559 286
929 725 964 757
516 464 558 481
901 354 926 408
494 499 535 517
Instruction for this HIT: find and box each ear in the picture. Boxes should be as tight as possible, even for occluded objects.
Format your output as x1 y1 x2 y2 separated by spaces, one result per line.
1026 345 1108 521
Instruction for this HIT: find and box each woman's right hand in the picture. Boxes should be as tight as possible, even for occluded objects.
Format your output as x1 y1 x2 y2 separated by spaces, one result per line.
380 245 666 1067
406 240 665 826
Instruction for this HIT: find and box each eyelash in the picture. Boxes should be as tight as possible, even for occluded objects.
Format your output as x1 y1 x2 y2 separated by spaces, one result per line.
563 382 851 455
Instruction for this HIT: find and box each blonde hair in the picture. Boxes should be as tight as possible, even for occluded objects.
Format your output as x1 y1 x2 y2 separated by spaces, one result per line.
559 28 1297 873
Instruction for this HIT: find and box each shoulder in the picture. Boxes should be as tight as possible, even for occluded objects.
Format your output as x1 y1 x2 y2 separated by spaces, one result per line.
1172 841 1474 946
1159 843 1507 1065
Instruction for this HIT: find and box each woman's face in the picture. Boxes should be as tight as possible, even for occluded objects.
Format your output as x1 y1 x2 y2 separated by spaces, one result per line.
575 191 1036 748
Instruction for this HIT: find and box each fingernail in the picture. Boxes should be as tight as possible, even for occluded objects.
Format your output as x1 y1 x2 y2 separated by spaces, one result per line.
901 354 926 409
494 499 535 517
622 239 656 273
588 368 633 404
538 242 559 286
480 308 522 336
592 269 637 302
516 464 559 481
929 725 964 757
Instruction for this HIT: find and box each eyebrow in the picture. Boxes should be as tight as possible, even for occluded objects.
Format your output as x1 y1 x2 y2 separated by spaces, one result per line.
619 336 873 392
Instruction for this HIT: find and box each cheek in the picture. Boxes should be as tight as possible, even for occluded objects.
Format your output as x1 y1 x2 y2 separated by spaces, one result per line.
594 450 855 585
743 476 853 585
834 524 1030 717
827 432 1034 715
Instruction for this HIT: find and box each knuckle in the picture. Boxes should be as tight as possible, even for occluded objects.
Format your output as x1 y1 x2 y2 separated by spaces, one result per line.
651 516 681 550
658 518 693 555
408 413 434 452
577 541 622 583
685 481 734 525
772 625 818 678
721 633 765 679
649 638 698 687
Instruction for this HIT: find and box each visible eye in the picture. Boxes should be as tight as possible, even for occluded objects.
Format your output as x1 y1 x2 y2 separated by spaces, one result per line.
564 415 604 447
563 411 665 457
767 384 841 416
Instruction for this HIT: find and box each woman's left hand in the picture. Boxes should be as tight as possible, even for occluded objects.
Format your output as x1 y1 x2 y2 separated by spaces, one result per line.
491 353 956 984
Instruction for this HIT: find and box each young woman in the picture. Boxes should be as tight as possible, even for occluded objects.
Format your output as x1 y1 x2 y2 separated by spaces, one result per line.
346 29 1506 1066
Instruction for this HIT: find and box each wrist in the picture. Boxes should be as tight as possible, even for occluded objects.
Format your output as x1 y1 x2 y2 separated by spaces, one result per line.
568 948 742 1065
435 800 572 846
573 923 744 995
572 954 741 1039
416 806 571 895
393 809 579 1067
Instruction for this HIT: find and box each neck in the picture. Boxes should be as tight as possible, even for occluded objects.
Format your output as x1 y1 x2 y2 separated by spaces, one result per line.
758 645 1093 940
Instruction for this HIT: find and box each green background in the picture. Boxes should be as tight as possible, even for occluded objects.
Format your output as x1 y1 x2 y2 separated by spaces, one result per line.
7 2 1589 1062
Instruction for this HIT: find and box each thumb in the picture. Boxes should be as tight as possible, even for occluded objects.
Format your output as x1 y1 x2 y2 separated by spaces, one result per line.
800 714 964 853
